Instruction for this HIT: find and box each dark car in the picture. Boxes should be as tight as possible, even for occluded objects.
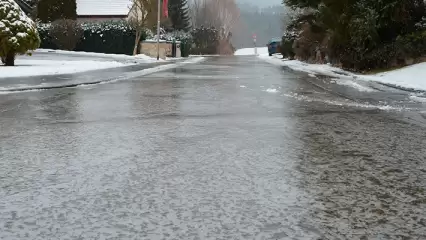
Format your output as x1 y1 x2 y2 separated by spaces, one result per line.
266 38 281 56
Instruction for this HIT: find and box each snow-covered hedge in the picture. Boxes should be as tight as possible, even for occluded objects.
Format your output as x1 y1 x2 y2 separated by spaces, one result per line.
37 21 150 55
163 30 192 57
163 30 192 42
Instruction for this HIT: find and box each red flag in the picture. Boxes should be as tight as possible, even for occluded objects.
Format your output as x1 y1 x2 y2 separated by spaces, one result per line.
162 0 169 18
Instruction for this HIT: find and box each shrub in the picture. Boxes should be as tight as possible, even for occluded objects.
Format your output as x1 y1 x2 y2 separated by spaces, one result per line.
37 21 149 55
49 19 83 50
396 31 426 58
189 27 220 55
77 21 139 55
37 0 77 23
281 30 297 59
0 0 40 66
163 30 193 57
337 31 426 71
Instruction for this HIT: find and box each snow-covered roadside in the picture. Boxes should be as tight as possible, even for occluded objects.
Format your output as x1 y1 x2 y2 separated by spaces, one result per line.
258 54 426 92
0 57 205 93
235 47 269 56
258 54 357 79
35 49 166 62
0 49 190 78
0 59 128 78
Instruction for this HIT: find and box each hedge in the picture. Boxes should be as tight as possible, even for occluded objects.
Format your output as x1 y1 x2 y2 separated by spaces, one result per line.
162 30 192 57
37 21 231 57
189 27 219 55
37 21 149 55
338 30 426 71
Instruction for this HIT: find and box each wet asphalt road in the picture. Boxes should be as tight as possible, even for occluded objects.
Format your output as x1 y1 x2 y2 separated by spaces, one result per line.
0 56 426 240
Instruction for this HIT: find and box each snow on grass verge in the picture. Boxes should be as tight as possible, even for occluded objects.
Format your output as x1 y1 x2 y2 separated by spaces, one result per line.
0 59 128 78
259 54 426 92
258 54 353 79
369 63 426 91
35 49 165 62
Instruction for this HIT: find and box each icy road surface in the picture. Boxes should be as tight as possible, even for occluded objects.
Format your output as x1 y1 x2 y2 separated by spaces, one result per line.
0 56 425 239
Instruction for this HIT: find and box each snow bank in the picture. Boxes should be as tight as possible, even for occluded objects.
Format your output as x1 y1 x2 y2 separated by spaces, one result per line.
0 57 205 92
368 63 426 91
258 55 351 78
259 54 426 92
0 59 127 78
0 49 195 79
235 47 268 56
35 49 164 62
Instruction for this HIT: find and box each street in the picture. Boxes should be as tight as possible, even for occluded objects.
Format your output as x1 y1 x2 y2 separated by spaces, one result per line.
0 56 425 239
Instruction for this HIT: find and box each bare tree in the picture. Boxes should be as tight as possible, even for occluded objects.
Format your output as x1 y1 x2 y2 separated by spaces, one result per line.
128 0 154 55
189 0 207 28
206 0 239 39
189 0 240 37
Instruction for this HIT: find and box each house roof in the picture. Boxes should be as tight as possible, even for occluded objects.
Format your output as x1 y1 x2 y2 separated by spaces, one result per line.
14 0 34 15
76 0 133 16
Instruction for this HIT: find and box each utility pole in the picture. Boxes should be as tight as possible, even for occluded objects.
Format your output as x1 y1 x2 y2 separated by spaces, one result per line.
156 0 161 60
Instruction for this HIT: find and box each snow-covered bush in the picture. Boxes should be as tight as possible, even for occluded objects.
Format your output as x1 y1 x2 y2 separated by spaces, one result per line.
163 30 193 57
37 21 150 55
415 17 426 30
163 30 192 42
0 0 40 66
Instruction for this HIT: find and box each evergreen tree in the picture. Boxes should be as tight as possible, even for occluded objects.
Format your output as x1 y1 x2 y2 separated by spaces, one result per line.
0 0 40 66
168 0 191 31
283 0 426 70
37 0 77 23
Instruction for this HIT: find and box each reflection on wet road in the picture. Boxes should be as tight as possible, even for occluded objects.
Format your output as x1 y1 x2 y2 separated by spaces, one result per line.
0 56 425 239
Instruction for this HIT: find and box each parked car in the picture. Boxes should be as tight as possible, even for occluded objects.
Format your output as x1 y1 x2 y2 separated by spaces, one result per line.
266 38 282 56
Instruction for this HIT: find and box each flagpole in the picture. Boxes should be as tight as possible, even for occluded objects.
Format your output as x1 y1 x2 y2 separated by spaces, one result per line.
156 0 161 60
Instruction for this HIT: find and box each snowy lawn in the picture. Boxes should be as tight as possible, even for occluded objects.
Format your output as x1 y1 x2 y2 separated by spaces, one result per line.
370 63 426 91
234 47 269 56
0 49 186 78
0 59 128 78
35 49 165 62
257 53 426 92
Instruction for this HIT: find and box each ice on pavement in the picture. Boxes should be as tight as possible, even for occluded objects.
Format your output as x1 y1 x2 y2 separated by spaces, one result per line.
334 79 376 92
234 47 268 56
410 95 426 103
265 88 279 93
0 59 128 78
0 57 205 92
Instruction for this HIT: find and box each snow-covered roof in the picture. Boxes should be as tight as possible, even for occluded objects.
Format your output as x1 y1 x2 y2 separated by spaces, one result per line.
76 0 133 16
